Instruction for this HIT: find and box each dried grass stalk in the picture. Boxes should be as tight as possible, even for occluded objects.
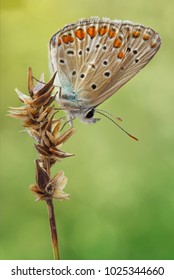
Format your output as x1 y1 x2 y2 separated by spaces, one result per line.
9 67 75 259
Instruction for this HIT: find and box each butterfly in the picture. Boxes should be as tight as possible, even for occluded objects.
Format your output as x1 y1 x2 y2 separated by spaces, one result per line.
49 17 161 127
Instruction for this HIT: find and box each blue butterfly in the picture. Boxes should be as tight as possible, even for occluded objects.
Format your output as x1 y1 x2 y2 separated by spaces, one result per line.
49 17 161 129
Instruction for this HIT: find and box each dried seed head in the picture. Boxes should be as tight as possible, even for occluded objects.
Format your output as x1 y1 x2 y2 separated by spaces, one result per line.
30 161 69 201
10 67 75 201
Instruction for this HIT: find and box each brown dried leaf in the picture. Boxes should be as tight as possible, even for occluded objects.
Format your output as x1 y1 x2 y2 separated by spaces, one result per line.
55 128 75 146
29 184 46 201
49 147 74 159
52 119 62 136
8 112 28 120
34 71 57 98
42 133 51 147
37 107 55 124
35 160 49 191
35 144 50 157
27 128 41 141
32 86 54 107
15 88 32 104
46 130 56 145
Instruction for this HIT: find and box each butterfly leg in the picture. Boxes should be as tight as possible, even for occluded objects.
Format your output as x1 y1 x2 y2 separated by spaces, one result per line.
60 115 75 131
67 114 76 127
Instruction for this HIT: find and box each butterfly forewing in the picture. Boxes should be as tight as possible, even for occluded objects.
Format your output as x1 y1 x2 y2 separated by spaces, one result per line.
49 17 161 108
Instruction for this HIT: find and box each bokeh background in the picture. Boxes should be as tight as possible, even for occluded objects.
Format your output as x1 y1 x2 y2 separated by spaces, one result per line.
1 0 174 260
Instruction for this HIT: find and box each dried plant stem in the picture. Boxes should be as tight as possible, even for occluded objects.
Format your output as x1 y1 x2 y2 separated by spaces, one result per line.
10 68 75 259
46 199 60 260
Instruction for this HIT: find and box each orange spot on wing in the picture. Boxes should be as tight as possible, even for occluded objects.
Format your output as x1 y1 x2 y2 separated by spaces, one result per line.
62 34 74 44
98 26 108 36
113 37 122 48
68 34 74 43
87 26 97 38
151 42 157 48
108 29 116 38
75 28 86 40
117 51 124 59
58 38 62 46
62 35 69 44
133 31 140 38
143 34 150 40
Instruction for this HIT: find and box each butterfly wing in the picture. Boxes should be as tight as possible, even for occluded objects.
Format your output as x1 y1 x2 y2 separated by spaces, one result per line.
49 17 161 108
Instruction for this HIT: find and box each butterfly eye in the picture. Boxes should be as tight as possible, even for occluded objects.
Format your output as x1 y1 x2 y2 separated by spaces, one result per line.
85 109 95 119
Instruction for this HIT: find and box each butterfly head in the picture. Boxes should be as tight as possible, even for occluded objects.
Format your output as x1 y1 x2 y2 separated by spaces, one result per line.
60 102 100 124
71 107 100 124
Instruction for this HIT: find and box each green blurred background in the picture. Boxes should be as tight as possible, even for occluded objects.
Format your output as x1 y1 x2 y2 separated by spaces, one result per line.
1 0 174 260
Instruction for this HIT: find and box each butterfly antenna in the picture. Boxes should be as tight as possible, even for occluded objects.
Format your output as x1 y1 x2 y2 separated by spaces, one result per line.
96 109 123 121
96 110 138 141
